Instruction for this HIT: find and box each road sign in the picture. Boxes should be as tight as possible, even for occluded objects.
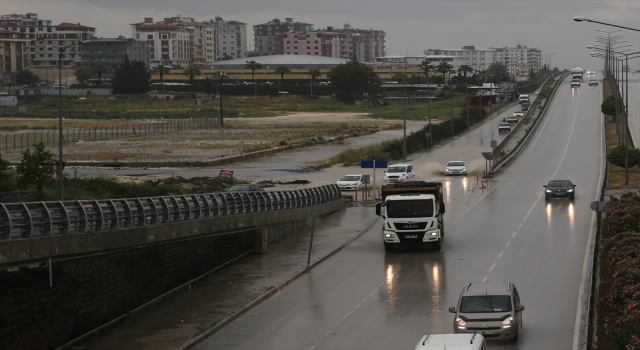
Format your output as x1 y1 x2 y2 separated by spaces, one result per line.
219 170 234 178
305 216 322 228
481 152 494 161
361 160 388 169
361 175 371 185
590 201 604 212
490 140 497 148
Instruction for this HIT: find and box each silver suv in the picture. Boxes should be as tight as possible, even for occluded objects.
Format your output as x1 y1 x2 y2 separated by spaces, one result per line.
448 282 524 342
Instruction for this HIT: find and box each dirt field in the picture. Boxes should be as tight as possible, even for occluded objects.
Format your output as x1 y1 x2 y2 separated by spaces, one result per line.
0 112 402 163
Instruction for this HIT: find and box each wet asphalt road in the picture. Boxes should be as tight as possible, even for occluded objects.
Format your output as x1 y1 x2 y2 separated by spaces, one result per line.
189 75 603 350
625 73 639 146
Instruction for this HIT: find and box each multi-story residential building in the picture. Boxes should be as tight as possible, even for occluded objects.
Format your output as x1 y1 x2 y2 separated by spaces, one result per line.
79 38 150 75
425 46 495 71
206 16 247 61
493 45 542 79
0 30 30 83
253 18 313 56
131 18 191 67
0 13 96 67
373 55 466 69
276 24 385 62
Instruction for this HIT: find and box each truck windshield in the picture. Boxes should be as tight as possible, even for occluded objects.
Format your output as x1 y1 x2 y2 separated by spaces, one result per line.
386 199 434 218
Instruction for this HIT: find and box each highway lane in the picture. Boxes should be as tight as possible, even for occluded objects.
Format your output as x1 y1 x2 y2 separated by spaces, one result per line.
191 75 603 350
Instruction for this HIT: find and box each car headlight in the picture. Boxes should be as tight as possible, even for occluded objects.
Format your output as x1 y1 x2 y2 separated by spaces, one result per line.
546 189 552 193
501 316 514 328
567 189 574 192
455 317 466 328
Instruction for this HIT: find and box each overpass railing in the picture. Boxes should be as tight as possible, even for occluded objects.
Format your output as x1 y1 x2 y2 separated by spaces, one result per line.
0 184 341 241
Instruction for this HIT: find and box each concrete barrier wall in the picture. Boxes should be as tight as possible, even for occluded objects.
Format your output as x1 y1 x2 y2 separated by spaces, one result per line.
0 199 345 350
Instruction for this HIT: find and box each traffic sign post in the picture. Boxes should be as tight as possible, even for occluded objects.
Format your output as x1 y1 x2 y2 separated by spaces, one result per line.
306 216 322 266
361 160 387 199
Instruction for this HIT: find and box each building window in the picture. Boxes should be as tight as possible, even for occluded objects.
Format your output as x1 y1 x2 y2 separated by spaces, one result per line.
147 34 153 39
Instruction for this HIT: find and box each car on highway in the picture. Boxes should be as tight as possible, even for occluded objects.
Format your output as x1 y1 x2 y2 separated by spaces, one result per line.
589 79 598 86
571 79 580 88
444 161 468 175
227 184 266 192
449 282 524 342
518 94 530 104
543 179 576 200
534 90 540 94
513 111 524 118
498 121 511 133
383 163 414 184
520 102 530 112
336 174 364 190
414 333 487 350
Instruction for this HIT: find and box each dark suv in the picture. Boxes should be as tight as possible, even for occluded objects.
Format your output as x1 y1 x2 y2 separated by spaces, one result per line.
449 282 524 342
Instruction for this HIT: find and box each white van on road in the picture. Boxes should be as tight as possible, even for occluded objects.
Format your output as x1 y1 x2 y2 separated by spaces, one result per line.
383 163 414 184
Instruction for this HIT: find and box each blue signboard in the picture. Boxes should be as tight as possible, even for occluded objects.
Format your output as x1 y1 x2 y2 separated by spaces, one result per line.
361 160 388 169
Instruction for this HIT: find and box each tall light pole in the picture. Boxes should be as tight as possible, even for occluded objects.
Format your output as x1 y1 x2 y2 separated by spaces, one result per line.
58 42 77 201
403 49 407 160
574 16 640 32
218 72 227 127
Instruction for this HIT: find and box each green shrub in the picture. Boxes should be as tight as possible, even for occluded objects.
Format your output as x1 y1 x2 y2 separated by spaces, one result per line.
607 144 640 168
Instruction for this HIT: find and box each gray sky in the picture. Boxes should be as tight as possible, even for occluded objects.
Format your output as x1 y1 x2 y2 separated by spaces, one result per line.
3 0 640 70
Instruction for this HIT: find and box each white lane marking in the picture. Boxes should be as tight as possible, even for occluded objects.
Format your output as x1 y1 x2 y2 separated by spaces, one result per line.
497 251 504 259
572 81 605 350
457 178 505 219
482 276 488 283
311 280 387 350
489 263 496 271
512 232 517 237
505 241 510 248
517 223 523 229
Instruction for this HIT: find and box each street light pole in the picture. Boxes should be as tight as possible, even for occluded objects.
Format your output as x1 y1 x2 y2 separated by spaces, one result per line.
58 42 77 201
574 16 640 32
219 72 226 127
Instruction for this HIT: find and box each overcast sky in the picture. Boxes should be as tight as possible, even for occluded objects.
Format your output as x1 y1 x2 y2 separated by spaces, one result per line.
3 0 640 70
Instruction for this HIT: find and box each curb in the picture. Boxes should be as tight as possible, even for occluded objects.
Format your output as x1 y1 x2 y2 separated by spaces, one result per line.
177 207 381 350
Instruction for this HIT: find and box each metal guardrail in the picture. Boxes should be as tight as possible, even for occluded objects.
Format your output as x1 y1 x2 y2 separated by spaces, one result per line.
493 72 567 172
0 184 341 241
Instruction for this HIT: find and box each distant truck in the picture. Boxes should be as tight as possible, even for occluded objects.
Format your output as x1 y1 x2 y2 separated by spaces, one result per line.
375 181 445 252
571 67 585 80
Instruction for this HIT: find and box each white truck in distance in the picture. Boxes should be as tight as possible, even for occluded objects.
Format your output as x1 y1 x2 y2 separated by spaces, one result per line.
375 181 445 252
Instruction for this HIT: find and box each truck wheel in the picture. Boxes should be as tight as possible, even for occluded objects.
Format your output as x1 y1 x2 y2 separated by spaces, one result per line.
384 243 394 252
440 223 445 238
433 242 442 251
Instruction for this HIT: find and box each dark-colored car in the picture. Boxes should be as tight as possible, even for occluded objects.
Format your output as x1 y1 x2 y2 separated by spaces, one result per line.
520 103 530 112
227 184 265 192
543 179 575 200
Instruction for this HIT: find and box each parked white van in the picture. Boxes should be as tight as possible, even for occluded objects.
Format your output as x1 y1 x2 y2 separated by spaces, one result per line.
414 333 487 350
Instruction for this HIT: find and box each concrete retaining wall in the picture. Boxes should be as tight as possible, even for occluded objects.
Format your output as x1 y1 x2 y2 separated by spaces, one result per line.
0 199 346 350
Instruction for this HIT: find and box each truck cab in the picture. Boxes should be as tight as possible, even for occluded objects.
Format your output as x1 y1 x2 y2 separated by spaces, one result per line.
375 181 445 252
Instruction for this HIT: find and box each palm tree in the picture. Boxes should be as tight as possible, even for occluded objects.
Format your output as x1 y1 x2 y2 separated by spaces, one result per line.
93 64 107 85
152 64 171 92
274 66 291 85
437 61 453 85
74 68 90 85
418 59 434 81
457 65 473 83
245 60 263 96
182 65 202 85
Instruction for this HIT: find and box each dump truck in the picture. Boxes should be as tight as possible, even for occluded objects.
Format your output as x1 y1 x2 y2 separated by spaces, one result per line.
375 181 446 252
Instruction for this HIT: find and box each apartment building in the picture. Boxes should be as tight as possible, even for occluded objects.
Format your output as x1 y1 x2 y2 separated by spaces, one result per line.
79 38 150 75
0 30 30 83
0 13 96 67
132 18 191 67
276 24 385 62
253 18 313 56
425 46 495 71
206 16 247 61
493 45 542 79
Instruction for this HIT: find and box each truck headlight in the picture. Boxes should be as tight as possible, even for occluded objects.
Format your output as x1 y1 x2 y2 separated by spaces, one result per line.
430 231 438 236
455 317 466 328
501 316 514 328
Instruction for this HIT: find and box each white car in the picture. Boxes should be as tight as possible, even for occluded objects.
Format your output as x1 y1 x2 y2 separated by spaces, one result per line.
336 174 363 191
444 161 468 175
513 111 524 118
383 163 414 184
